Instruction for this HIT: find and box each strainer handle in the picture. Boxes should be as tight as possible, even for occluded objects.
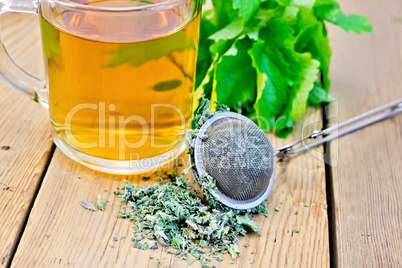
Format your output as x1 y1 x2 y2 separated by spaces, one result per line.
277 99 402 159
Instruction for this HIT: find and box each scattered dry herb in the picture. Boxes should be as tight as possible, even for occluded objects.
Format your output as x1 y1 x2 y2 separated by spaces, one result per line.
109 97 269 265
97 195 106 211
80 201 96 211
114 169 267 265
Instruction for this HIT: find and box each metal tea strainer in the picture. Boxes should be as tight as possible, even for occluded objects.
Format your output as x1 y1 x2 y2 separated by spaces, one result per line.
189 99 402 210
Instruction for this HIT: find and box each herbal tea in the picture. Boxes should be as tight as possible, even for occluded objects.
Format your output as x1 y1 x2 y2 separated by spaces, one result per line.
40 0 200 163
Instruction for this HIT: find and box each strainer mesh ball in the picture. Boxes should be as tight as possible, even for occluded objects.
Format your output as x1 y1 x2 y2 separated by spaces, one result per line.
193 112 275 209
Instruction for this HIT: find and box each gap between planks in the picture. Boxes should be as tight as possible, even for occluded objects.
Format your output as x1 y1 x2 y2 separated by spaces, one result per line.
0 12 53 268
4 145 56 267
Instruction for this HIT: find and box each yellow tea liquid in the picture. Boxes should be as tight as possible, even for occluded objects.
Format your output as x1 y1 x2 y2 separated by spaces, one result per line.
40 0 200 161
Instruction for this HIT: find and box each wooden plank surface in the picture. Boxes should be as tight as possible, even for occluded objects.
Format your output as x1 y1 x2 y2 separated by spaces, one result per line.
10 106 329 267
0 13 54 267
328 0 402 266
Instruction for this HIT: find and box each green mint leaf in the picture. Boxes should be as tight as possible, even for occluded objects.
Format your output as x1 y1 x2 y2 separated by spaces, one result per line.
276 117 294 138
249 39 287 131
212 36 256 113
295 8 332 91
308 82 336 105
209 39 236 57
288 53 320 121
211 0 239 29
195 18 215 89
233 0 261 24
345 14 373 33
208 17 244 42
249 20 297 131
249 19 320 134
291 0 315 8
314 0 373 33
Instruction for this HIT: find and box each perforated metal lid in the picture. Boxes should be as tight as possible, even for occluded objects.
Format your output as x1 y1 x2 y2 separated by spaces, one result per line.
193 112 275 209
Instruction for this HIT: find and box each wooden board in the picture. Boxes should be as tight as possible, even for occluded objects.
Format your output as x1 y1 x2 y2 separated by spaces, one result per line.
328 0 402 266
11 107 329 267
0 13 54 267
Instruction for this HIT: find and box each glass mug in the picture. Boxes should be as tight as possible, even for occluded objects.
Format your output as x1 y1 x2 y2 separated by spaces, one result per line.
0 0 202 173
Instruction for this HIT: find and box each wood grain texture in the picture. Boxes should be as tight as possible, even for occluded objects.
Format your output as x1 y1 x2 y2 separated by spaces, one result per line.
11 108 329 268
328 0 402 266
0 13 53 267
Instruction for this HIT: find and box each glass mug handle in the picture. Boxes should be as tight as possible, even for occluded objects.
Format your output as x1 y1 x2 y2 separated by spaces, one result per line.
0 0 48 107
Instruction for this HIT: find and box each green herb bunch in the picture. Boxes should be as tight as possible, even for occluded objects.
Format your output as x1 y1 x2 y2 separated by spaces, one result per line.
195 0 372 137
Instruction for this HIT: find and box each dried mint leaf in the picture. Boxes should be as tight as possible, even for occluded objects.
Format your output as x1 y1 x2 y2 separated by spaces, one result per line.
228 244 240 259
236 214 261 232
80 201 96 211
97 195 106 211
